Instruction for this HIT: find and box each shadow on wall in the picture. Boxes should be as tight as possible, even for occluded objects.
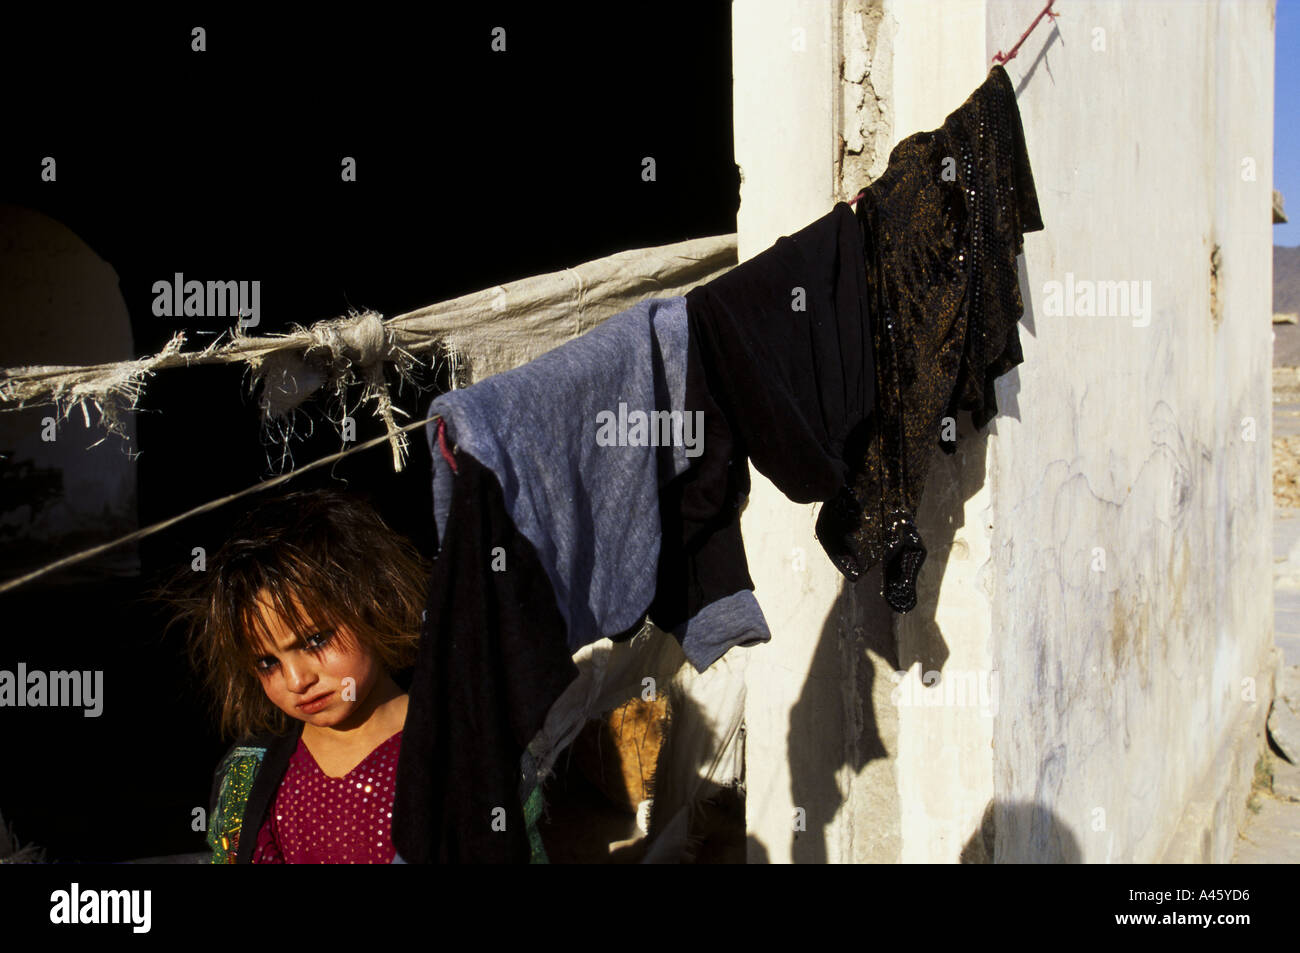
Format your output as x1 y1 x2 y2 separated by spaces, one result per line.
784 427 987 863
1012 23 1063 100
782 236 1042 862
787 559 895 864
960 799 1083 863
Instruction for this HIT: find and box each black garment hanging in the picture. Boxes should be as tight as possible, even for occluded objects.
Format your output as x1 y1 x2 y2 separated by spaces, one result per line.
684 65 1041 613
816 64 1044 611
646 320 759 646
392 449 579 864
683 200 875 507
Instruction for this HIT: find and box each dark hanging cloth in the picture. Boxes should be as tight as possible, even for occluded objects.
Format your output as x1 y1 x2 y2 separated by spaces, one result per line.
645 320 764 664
684 202 875 509
392 448 579 864
816 64 1044 612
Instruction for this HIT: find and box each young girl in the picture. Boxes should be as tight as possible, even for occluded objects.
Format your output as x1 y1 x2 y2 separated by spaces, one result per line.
163 488 429 863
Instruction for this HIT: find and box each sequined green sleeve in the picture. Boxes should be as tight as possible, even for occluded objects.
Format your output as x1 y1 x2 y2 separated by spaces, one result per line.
522 784 549 864
208 746 267 864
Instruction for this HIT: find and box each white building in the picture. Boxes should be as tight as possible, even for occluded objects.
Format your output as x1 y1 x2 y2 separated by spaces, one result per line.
737 0 1278 863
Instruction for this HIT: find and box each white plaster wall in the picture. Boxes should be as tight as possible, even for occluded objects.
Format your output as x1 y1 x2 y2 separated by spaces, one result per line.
982 0 1276 862
736 1 903 864
885 0 1001 865
736 0 1275 863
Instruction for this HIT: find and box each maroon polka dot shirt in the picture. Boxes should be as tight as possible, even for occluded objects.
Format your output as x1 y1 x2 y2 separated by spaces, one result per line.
252 730 402 863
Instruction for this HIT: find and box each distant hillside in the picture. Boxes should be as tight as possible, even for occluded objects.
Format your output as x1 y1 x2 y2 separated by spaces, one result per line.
1278 245 1300 315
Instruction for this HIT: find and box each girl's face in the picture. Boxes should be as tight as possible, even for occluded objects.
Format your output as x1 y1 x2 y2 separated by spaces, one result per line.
248 590 384 731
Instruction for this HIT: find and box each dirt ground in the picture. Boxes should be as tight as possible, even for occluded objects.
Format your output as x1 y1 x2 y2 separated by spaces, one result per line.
1274 322 1300 507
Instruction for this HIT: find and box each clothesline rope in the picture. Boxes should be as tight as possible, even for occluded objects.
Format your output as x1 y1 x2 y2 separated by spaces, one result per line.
992 0 1059 65
0 410 442 596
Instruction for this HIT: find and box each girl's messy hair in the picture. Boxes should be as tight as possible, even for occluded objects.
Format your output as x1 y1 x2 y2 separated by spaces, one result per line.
157 488 430 741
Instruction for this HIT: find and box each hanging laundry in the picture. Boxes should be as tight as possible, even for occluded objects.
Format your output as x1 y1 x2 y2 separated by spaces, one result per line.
394 65 1043 862
393 296 771 864
425 295 770 666
684 202 875 507
521 620 750 862
646 320 764 670
817 64 1043 611
393 449 579 864
681 183 879 622
686 64 1042 613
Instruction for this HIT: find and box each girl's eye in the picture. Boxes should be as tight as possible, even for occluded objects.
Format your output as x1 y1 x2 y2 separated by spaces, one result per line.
252 631 334 674
305 630 334 652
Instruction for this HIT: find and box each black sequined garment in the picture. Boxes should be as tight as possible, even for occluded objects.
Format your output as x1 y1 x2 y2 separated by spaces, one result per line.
815 65 1044 612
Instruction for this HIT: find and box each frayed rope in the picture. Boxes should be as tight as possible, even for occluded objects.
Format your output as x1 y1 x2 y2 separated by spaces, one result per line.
0 309 440 474
0 233 739 472
241 309 424 472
